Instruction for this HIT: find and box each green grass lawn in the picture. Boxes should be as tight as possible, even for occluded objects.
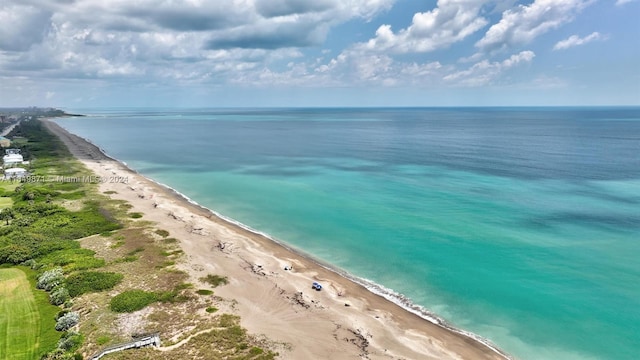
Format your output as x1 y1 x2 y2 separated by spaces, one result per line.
0 183 19 192
0 197 13 209
0 268 59 360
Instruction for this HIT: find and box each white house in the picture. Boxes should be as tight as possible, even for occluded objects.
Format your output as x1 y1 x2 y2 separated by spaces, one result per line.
4 167 27 179
3 153 24 167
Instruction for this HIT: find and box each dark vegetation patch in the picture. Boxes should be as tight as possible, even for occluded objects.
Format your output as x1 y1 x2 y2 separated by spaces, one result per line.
65 271 123 297
110 286 191 313
200 274 229 288
155 229 170 238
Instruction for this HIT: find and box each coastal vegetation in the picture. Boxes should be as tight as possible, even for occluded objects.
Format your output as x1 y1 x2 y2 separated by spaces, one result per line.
0 116 277 359
200 274 229 287
65 271 123 297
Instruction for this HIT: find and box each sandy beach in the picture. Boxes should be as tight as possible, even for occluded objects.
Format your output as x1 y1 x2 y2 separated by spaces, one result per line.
43 119 511 360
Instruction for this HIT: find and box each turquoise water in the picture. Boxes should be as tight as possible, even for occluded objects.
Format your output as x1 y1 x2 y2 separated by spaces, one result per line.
55 108 640 359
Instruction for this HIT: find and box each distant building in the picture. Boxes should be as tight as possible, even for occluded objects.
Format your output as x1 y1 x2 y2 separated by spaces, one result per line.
0 136 10 147
3 153 23 167
4 167 27 179
5 148 20 155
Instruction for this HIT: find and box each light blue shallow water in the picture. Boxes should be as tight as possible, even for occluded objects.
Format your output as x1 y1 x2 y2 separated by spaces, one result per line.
56 108 640 359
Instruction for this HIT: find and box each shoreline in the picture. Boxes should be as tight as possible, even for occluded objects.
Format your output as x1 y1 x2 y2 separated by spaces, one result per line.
43 118 512 360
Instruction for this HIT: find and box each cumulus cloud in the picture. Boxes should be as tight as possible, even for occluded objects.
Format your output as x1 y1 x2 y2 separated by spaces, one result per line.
476 0 593 53
0 0 582 96
359 0 492 53
615 0 635 5
0 0 395 82
0 4 52 51
553 32 604 50
237 47 534 88
206 18 330 50
444 50 535 86
255 0 335 18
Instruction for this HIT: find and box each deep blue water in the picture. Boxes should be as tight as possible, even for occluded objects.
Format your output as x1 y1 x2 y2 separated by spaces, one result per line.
56 107 640 359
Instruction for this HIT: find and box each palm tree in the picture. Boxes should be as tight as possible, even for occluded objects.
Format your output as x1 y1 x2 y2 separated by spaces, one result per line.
0 208 14 225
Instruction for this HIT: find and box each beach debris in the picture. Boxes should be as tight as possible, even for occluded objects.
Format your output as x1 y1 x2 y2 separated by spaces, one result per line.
251 264 266 276
290 292 310 309
215 241 235 254
344 302 351 307
186 221 209 236
283 265 293 271
167 211 183 221
333 325 370 358
312 282 322 291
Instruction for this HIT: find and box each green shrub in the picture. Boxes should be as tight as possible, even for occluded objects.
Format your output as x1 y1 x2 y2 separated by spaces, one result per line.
38 248 105 271
174 283 192 291
156 290 190 304
129 212 143 219
50 286 70 305
96 335 110 345
58 331 83 351
37 267 65 291
0 244 33 264
200 274 228 287
196 289 213 295
55 312 79 331
110 290 158 313
154 229 169 238
205 306 218 313
65 271 123 297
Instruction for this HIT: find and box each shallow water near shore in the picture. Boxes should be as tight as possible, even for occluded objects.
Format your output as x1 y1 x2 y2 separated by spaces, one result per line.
55 107 640 360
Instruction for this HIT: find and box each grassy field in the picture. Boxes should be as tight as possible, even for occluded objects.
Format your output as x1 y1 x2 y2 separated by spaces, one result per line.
0 268 59 360
0 197 13 209
0 182 17 210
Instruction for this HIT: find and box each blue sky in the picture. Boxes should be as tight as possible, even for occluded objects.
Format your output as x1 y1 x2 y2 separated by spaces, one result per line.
1 0 638 107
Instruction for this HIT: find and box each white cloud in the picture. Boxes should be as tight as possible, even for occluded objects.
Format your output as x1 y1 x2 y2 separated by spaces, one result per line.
553 32 604 50
444 50 535 86
615 0 635 5
0 4 52 51
232 47 536 89
0 0 396 83
476 0 593 53
359 0 492 53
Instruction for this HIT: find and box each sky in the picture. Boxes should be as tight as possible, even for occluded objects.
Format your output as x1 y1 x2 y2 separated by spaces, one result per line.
0 0 639 108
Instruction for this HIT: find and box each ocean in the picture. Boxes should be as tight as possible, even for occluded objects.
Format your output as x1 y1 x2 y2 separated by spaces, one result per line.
54 107 640 360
